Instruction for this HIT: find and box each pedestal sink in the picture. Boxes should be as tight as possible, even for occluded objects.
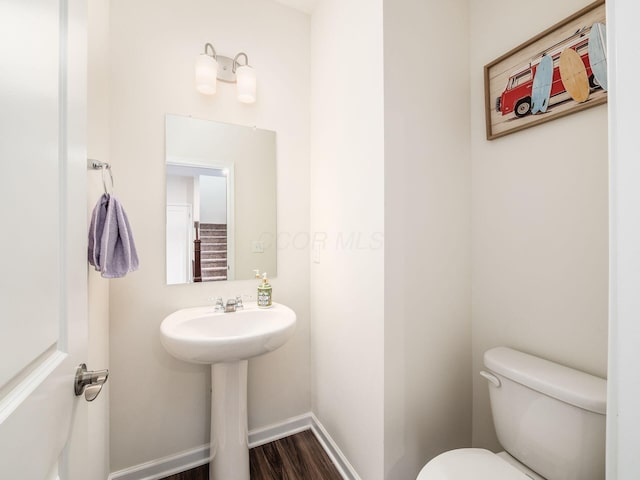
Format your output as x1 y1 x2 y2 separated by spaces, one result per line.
160 302 296 480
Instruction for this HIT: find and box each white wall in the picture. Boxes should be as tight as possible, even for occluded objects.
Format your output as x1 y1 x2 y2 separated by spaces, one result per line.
383 0 472 477
607 0 640 477
470 0 609 450
107 0 310 472
199 176 226 224
310 1 385 479
166 175 194 206
87 1 110 479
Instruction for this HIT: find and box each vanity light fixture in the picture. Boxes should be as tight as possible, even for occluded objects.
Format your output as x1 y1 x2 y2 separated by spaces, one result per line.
195 43 218 95
195 43 256 104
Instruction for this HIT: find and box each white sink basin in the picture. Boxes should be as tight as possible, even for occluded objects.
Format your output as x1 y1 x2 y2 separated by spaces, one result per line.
160 302 296 364
160 301 297 479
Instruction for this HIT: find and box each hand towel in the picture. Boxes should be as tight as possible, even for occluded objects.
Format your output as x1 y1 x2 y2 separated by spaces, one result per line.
88 193 109 271
88 193 139 278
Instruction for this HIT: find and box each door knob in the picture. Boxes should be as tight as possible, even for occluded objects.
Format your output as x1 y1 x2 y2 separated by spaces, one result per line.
74 363 109 402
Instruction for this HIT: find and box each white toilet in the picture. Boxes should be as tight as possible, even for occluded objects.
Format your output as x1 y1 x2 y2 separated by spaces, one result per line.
417 346 607 480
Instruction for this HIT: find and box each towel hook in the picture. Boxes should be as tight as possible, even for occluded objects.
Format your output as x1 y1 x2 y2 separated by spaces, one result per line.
101 163 114 194
88 159 114 194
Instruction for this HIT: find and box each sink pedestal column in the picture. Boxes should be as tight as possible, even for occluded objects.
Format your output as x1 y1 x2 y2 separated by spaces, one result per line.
210 360 249 480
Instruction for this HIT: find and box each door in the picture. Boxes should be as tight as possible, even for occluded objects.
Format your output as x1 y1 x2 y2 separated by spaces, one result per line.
0 0 89 478
167 204 193 284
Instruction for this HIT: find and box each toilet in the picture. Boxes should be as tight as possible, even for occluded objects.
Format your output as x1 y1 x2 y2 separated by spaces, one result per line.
417 346 607 480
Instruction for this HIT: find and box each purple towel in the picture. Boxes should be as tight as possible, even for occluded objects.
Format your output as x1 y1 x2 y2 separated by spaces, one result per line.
88 193 139 278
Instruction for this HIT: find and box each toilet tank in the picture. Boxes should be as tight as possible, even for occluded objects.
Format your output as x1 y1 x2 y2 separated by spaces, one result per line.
483 347 606 480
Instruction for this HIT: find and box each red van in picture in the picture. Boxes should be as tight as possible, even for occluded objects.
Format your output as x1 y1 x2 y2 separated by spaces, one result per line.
495 28 600 118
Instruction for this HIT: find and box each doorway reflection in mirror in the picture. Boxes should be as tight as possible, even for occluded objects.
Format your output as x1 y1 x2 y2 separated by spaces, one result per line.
166 164 231 284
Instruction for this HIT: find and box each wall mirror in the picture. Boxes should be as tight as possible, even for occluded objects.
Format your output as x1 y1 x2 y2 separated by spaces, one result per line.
165 114 277 285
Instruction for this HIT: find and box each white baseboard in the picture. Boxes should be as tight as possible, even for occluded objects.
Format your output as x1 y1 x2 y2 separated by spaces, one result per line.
247 412 313 448
108 412 360 480
308 412 361 480
106 444 210 480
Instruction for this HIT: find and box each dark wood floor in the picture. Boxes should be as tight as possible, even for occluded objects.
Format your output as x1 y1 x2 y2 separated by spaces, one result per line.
161 430 343 480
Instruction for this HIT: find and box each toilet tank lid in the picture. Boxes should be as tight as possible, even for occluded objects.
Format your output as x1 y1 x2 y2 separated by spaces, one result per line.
484 347 607 414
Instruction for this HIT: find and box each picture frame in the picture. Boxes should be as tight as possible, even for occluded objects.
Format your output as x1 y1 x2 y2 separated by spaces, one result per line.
484 0 607 140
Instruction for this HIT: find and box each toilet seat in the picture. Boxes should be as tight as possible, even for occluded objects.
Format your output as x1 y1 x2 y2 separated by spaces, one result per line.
416 449 532 480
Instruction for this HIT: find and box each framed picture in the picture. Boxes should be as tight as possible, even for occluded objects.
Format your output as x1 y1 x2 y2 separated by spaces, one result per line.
484 0 607 140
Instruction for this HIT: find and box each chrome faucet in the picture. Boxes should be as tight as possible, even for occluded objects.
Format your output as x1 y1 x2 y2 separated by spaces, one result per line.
213 296 245 313
214 297 225 312
225 298 237 312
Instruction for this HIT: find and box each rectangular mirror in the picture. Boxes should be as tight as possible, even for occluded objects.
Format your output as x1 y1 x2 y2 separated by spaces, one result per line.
165 114 277 284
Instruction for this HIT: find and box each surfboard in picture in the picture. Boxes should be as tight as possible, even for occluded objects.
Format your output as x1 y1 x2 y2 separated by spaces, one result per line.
588 22 608 91
559 48 590 103
531 55 554 114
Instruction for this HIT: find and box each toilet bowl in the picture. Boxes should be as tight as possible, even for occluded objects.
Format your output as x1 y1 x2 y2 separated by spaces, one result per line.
416 347 607 480
417 449 544 480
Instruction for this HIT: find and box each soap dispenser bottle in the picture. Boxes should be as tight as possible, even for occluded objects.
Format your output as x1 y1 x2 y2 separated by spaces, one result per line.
254 270 272 308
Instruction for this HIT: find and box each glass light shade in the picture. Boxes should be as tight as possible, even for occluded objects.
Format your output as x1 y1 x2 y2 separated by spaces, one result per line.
236 65 256 104
195 54 218 95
